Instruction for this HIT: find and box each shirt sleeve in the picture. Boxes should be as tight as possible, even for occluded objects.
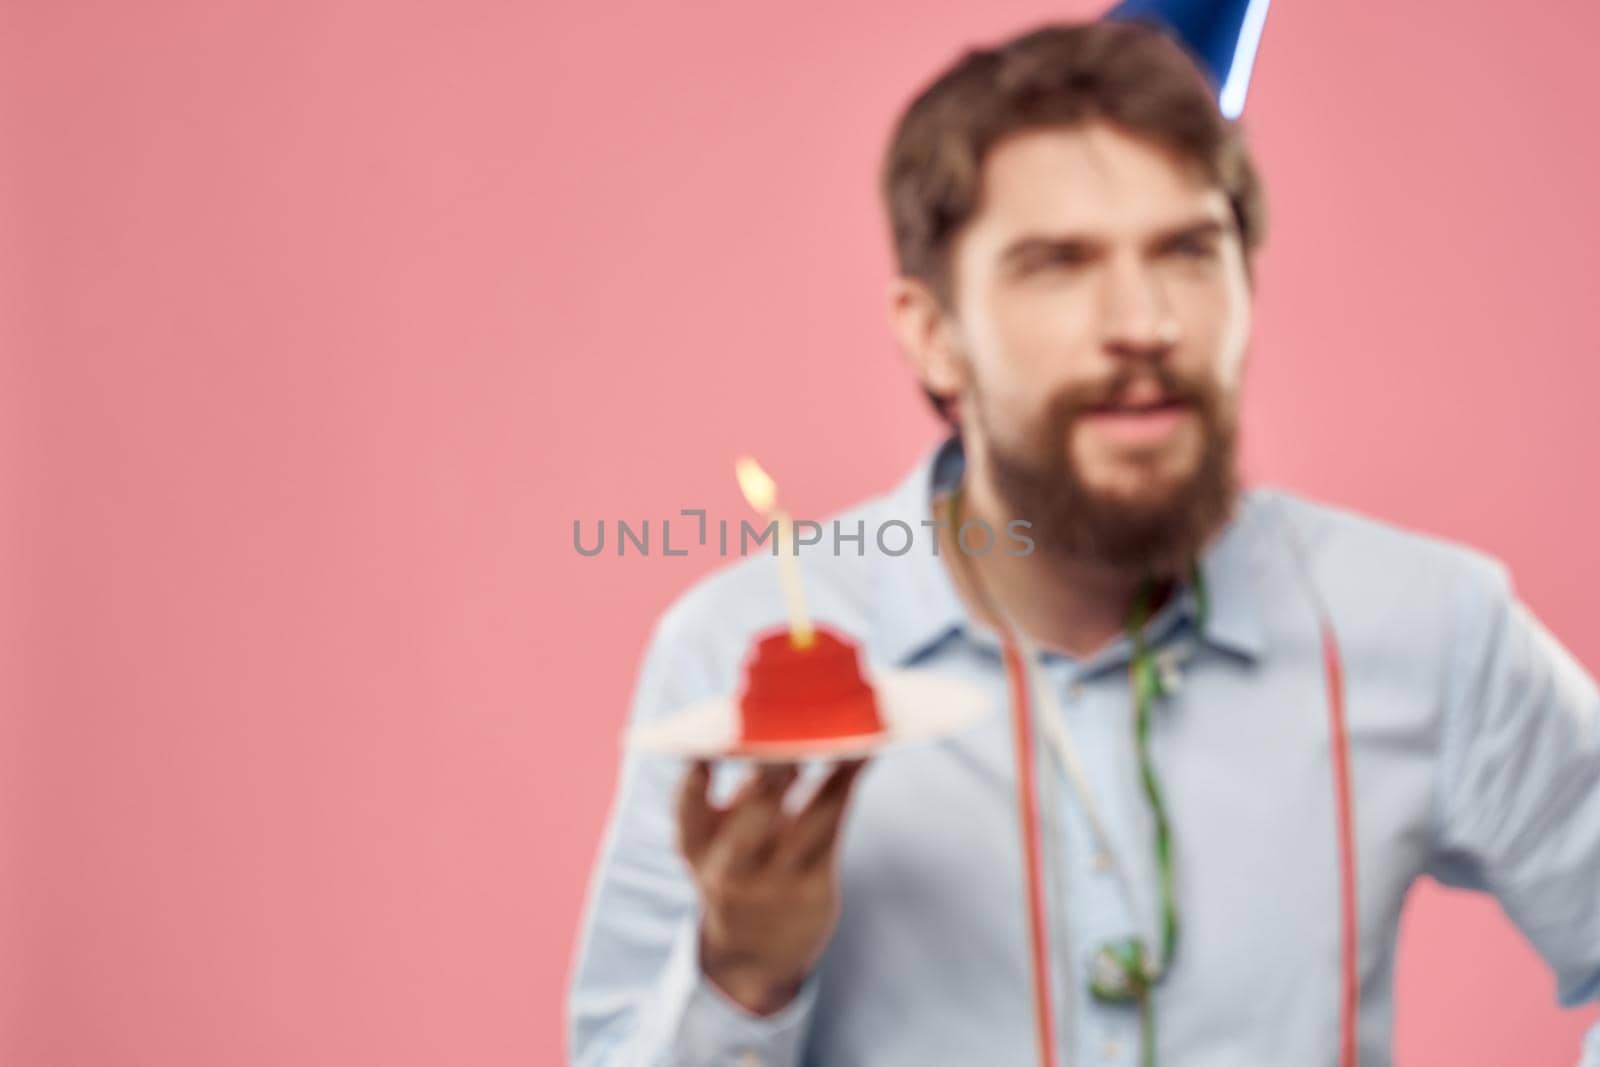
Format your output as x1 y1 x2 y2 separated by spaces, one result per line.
1426 559 1600 1059
566 611 822 1066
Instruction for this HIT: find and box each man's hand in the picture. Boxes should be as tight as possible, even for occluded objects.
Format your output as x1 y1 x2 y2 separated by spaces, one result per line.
675 758 869 1016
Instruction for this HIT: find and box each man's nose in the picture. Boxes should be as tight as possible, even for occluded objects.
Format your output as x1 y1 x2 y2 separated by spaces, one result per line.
1100 261 1179 361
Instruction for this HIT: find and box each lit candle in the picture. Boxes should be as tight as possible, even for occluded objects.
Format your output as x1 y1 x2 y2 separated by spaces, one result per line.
735 456 815 649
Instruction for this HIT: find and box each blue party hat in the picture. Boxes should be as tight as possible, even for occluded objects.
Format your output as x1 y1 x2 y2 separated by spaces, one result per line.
1105 0 1273 118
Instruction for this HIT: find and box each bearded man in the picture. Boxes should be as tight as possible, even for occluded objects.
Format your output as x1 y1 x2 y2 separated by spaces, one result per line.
568 20 1600 1067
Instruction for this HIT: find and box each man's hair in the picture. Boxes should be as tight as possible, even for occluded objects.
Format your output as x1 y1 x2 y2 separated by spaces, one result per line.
879 21 1268 424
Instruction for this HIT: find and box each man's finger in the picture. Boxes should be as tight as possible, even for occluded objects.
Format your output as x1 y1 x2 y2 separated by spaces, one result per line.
675 760 718 865
780 759 869 872
702 762 800 878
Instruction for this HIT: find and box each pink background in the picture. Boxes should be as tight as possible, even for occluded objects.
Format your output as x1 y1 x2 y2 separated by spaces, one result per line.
4 1 1597 1064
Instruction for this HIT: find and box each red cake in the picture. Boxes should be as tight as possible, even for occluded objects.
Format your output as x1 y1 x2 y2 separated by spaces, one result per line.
736 625 885 744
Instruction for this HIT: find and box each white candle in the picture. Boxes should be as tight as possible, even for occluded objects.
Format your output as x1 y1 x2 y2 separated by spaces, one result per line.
772 509 815 649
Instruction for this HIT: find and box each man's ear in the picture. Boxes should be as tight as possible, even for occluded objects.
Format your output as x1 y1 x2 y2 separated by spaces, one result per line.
887 275 967 414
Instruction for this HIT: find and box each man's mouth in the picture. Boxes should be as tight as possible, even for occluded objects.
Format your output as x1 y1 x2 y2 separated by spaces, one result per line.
1088 396 1190 415
1079 396 1194 447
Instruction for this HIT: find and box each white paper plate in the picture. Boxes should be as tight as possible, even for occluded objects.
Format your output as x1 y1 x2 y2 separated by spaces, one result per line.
623 668 994 761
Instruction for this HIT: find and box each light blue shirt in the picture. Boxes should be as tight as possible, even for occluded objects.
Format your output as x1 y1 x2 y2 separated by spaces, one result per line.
568 436 1600 1066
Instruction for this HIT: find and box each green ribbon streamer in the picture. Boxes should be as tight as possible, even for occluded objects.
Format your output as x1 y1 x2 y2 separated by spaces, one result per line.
1095 560 1205 1067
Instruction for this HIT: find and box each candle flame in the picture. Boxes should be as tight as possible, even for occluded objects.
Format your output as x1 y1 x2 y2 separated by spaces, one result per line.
734 455 777 514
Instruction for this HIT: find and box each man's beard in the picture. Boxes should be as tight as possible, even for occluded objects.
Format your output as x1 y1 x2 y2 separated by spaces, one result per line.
972 364 1240 576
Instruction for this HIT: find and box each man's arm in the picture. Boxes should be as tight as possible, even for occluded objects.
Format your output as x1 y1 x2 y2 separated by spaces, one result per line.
1426 559 1600 1063
565 614 826 1067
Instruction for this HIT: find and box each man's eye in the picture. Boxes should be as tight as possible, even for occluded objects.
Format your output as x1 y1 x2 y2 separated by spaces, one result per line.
1167 237 1217 259
1026 249 1089 271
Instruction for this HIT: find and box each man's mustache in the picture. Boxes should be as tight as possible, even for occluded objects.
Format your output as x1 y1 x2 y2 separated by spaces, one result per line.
1045 366 1211 423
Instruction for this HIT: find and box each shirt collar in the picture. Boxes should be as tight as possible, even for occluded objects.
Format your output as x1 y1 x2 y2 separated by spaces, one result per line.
871 434 1268 667
869 436 970 666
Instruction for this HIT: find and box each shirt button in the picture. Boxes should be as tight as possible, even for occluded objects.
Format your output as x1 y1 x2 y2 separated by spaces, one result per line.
1101 1038 1124 1059
737 1052 763 1067
1067 681 1086 700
